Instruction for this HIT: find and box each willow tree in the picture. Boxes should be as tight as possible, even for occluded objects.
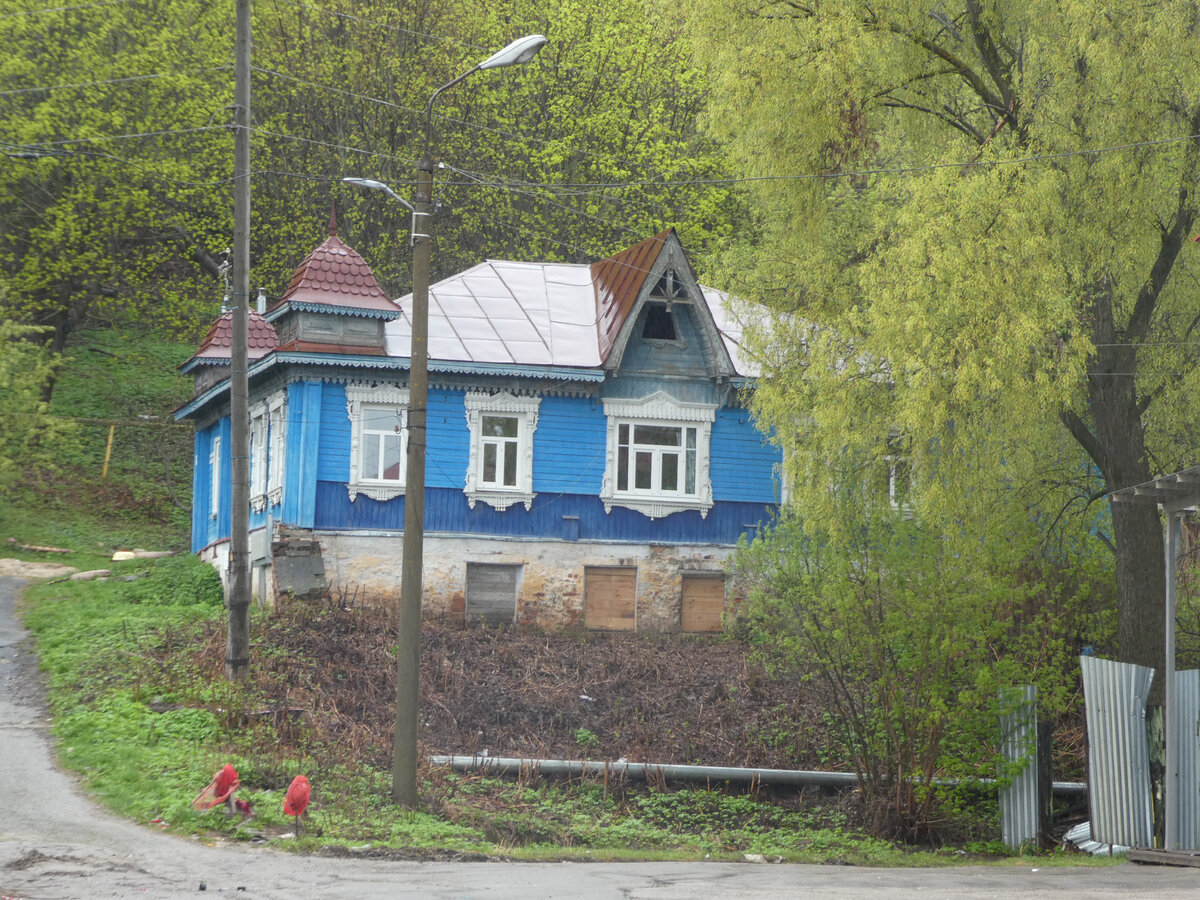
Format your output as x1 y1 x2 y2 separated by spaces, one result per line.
685 0 1200 676
0 0 235 354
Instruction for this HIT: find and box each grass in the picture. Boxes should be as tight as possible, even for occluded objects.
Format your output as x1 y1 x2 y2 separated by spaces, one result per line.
14 555 1112 865
1 326 196 555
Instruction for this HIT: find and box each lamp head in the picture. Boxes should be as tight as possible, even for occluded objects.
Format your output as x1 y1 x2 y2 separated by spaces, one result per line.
478 34 547 70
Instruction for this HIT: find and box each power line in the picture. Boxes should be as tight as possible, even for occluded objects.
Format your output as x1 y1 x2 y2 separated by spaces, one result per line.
0 69 232 98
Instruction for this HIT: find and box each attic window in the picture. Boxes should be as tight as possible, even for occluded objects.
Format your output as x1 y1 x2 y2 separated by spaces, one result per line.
642 303 677 341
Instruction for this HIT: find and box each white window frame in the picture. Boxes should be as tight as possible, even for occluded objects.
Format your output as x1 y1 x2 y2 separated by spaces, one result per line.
463 392 540 511
346 384 409 502
209 433 221 520
249 404 268 512
266 395 285 507
601 391 715 519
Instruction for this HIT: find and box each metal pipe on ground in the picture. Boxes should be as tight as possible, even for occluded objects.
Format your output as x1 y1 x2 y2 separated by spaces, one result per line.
429 755 1089 795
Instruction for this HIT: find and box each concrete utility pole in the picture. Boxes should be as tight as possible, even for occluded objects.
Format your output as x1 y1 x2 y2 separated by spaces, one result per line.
226 0 252 681
388 34 547 807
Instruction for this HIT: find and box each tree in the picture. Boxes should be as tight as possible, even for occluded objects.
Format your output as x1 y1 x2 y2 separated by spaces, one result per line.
0 0 236 356
0 318 74 493
684 0 1200 681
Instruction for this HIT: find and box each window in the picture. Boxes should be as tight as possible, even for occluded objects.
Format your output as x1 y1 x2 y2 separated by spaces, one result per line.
642 302 678 341
266 397 285 506
601 392 715 519
681 574 726 633
466 563 521 625
250 395 286 512
250 407 267 511
209 433 221 519
346 384 409 502
464 392 540 511
585 566 637 631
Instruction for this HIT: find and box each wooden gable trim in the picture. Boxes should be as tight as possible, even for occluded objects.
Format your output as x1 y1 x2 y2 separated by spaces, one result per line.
601 232 736 380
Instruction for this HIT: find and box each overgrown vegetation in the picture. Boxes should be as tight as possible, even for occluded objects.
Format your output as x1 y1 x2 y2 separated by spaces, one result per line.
17 557 943 862
735 497 1109 842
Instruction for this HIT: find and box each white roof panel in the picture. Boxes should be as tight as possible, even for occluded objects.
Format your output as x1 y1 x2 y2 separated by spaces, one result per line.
384 258 762 376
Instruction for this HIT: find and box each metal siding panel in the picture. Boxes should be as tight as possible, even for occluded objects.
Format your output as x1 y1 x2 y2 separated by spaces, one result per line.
1000 685 1039 849
1173 670 1200 850
1081 655 1154 848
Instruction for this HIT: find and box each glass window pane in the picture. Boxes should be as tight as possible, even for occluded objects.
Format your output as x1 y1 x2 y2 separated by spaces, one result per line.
618 423 629 446
634 425 680 446
618 446 628 491
503 443 518 486
363 436 380 479
686 448 695 494
483 415 518 438
382 434 403 480
483 443 497 482
635 451 653 489
364 407 402 432
662 453 678 491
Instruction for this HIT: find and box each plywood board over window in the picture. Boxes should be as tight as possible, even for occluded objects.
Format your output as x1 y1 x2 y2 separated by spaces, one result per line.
466 563 521 626
681 573 726 632
585 566 637 631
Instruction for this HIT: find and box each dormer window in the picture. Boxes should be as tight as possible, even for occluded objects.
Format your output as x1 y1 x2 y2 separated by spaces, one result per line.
642 302 677 341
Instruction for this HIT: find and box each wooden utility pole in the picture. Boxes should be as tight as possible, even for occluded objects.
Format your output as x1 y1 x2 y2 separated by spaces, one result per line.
226 0 252 680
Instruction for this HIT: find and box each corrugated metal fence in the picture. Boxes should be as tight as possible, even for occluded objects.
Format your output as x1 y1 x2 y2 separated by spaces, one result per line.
999 685 1038 849
1081 655 1154 848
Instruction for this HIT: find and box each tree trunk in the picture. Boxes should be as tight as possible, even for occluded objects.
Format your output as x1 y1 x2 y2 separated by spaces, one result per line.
1088 299 1166 701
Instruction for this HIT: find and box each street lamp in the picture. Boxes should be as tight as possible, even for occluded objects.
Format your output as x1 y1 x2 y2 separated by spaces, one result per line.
346 33 546 808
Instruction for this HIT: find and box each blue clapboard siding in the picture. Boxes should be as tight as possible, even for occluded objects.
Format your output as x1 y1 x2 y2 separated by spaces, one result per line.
283 380 323 528
317 382 350 482
191 427 211 552
532 395 607 494
314 482 772 546
192 419 232 552
426 390 469 489
710 407 782 504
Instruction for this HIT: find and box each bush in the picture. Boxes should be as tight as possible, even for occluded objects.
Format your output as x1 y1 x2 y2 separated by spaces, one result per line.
735 506 1088 843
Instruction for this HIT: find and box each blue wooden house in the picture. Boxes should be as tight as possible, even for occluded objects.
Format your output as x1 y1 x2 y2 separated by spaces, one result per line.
176 223 782 631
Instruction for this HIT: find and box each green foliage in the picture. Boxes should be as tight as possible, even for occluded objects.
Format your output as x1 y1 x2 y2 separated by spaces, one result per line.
574 727 599 749
735 503 1097 842
0 318 75 492
684 0 1200 673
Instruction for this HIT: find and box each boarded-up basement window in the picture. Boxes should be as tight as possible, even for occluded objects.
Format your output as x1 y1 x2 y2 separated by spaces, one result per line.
584 566 637 631
681 573 726 632
466 563 521 625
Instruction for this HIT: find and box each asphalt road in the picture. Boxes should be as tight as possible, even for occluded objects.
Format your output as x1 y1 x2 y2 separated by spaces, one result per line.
2 573 1197 899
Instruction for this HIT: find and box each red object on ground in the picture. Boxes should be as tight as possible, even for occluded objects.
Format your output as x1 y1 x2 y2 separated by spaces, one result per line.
234 798 254 820
283 775 310 817
192 763 240 811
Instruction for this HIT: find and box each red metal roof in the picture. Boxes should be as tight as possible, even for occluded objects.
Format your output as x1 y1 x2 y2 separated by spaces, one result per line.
182 311 278 367
591 227 673 363
272 233 398 316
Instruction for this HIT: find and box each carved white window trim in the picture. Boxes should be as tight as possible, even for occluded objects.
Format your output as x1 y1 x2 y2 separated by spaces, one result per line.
346 384 409 502
266 395 285 507
209 433 221 520
249 403 268 512
601 391 716 519
463 392 540 511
